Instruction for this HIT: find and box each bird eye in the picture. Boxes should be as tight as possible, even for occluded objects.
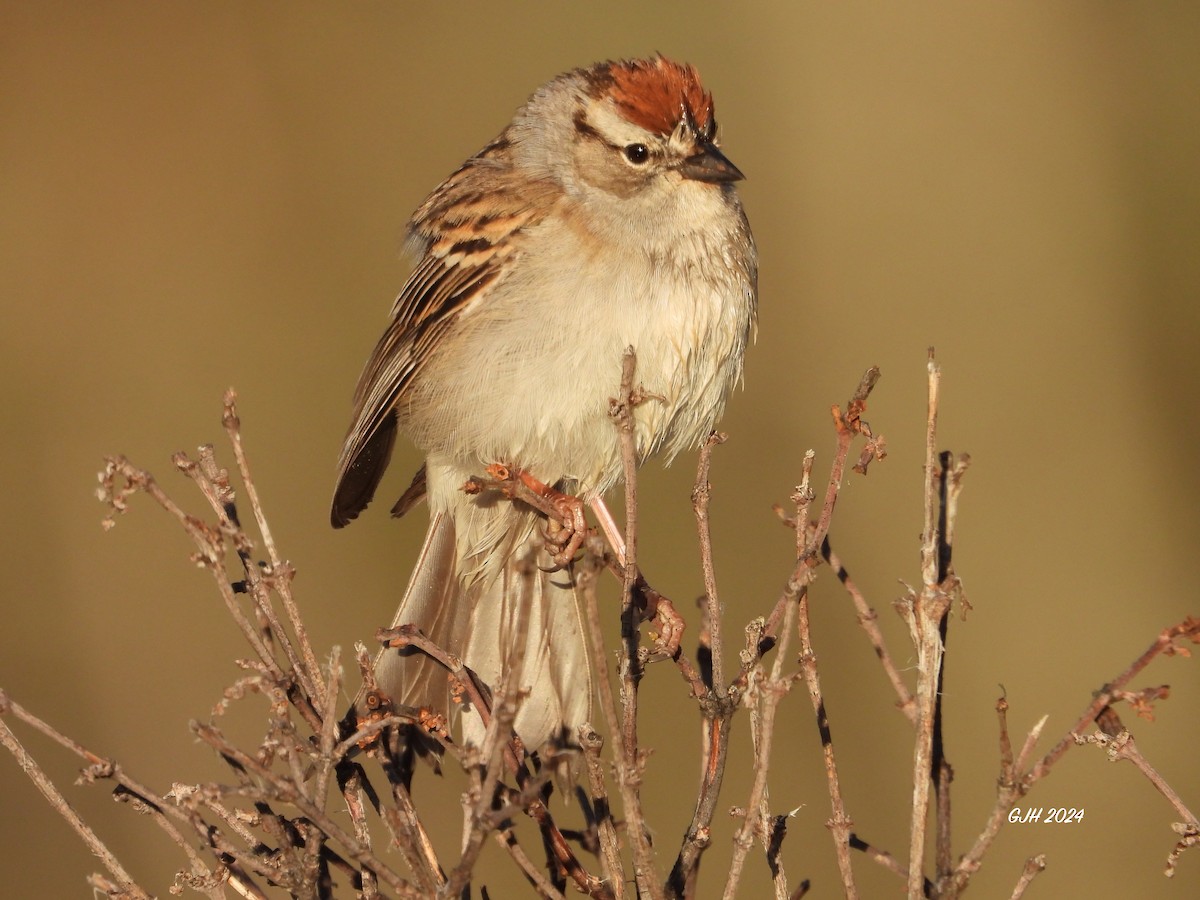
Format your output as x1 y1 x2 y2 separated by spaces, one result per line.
623 143 650 165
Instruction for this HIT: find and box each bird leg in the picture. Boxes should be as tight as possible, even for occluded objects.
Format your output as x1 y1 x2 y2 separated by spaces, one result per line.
588 496 626 566
478 464 589 568
467 468 688 666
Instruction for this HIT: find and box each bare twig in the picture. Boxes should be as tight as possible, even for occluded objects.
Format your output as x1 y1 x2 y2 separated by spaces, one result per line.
1026 617 1200 784
905 351 948 899
724 369 884 899
580 724 625 898
191 722 421 895
1 690 270 899
1167 823 1200 879
848 832 925 891
223 390 326 710
15 358 1194 900
693 430 728 695
996 694 1014 786
189 441 324 713
951 616 1200 894
723 601 797 899
0 703 151 899
604 347 663 899
447 682 522 898
726 453 816 899
668 433 739 897
785 372 883 897
1090 706 1200 860
821 537 916 723
1008 854 1046 899
495 826 568 899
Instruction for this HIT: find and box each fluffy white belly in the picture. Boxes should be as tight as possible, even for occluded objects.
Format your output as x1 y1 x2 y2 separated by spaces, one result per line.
399 242 751 499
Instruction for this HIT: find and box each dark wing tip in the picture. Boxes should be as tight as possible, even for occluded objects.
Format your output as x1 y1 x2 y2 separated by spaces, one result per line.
330 411 399 528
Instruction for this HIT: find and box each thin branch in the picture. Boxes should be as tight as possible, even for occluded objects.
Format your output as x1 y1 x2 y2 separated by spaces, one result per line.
1 690 265 898
191 722 419 896
821 536 916 723
1025 617 1200 785
0 706 150 899
1008 855 1046 900
188 443 325 713
722 628 797 899
23 358 1194 900
848 833 930 894
951 616 1200 894
693 430 727 695
338 764 379 900
607 347 662 899
799 582 859 896
906 350 947 899
446 686 521 898
495 826 568 899
667 433 740 897
580 724 625 898
1093 707 1199 829
726 454 812 899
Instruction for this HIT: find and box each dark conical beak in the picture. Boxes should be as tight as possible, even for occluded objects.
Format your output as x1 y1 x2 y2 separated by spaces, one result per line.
679 139 745 184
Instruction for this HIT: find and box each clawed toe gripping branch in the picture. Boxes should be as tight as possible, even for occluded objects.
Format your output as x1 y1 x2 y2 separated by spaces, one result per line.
3 356 1198 898
465 464 591 571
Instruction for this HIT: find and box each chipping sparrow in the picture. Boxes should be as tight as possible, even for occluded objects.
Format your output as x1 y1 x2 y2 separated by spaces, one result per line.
332 57 757 751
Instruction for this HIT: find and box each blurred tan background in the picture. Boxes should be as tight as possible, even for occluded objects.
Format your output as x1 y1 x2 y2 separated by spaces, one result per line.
3 3 1199 897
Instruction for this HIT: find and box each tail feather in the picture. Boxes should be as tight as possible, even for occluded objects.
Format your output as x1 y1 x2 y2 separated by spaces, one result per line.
373 510 465 719
371 502 592 751
460 534 592 748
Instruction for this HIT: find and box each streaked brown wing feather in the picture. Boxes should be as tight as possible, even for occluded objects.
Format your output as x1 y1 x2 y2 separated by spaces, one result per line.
331 143 559 527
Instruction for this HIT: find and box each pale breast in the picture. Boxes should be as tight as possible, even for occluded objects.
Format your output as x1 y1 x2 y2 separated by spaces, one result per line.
398 191 756 497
